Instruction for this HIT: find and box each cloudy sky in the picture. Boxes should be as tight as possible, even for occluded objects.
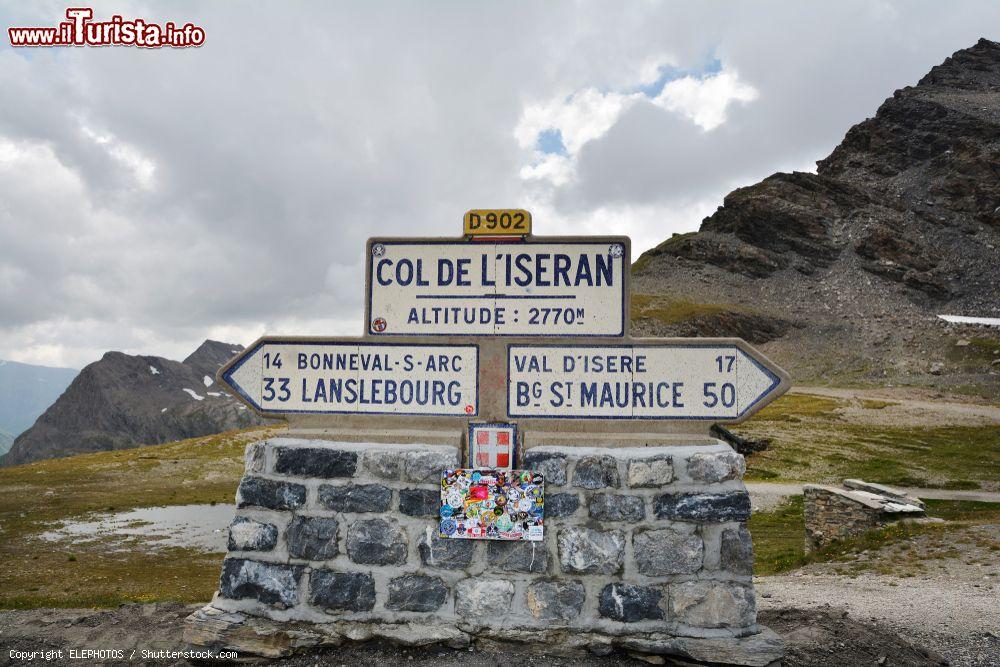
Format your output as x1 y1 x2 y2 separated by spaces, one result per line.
0 1 996 368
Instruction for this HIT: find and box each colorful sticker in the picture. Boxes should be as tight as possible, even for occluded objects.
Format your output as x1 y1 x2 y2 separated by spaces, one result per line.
439 468 544 542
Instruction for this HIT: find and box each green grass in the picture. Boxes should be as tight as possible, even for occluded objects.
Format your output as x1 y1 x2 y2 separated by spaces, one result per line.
0 427 278 609
750 496 1000 576
749 496 806 575
736 393 1000 487
630 294 732 325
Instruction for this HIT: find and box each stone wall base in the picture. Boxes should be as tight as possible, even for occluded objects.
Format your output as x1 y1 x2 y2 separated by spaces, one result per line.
183 604 784 666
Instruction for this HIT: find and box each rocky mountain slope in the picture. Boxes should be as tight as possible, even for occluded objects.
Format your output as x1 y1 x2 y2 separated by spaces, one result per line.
632 39 1000 393
0 359 78 449
0 341 264 466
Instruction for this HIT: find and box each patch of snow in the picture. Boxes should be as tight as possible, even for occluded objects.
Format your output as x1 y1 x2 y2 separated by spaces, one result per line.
207 392 222 397
183 388 205 401
938 315 1000 326
203 375 213 387
161 408 168 413
230 350 239 354
238 406 247 411
149 365 160 375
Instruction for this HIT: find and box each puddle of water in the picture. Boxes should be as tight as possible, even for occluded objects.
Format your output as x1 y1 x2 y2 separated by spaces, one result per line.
41 503 234 553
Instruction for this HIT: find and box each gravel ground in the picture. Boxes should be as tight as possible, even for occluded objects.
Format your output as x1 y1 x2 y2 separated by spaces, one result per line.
756 524 1000 667
0 601 972 667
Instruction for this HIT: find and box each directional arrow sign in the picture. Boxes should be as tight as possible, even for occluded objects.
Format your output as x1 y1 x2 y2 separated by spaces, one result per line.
507 342 788 422
219 339 479 417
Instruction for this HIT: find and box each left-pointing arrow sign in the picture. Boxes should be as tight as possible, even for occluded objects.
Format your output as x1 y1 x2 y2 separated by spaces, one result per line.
219 338 479 417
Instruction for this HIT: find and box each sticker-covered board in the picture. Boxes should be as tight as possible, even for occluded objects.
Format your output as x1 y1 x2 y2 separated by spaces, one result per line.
439 469 543 541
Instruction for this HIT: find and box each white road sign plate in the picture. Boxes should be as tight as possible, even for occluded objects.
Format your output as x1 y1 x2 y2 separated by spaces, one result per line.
366 239 627 336
507 344 782 420
221 340 479 416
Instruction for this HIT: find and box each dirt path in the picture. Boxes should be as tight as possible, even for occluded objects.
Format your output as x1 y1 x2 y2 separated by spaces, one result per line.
746 482 1000 512
756 523 1000 667
792 386 1000 422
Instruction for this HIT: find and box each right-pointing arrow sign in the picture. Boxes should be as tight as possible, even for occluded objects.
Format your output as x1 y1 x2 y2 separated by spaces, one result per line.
507 341 789 422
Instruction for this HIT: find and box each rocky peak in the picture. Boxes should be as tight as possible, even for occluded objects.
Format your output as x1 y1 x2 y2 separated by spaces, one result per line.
1 340 263 467
182 340 245 384
631 39 1000 390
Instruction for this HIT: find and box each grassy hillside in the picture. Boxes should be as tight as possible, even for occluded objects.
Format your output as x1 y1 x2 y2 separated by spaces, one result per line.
735 392 1000 490
0 389 996 609
0 427 279 609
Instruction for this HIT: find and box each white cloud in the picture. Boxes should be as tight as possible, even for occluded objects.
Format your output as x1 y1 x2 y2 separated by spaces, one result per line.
0 1 997 367
652 70 759 130
513 65 759 188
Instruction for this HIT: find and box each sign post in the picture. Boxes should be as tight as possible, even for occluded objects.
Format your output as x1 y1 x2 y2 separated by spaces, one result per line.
200 210 791 665
365 237 628 337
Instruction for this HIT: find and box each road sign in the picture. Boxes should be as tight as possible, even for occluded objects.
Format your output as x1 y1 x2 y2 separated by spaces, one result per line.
219 339 479 417
507 342 786 421
365 238 629 337
463 209 532 237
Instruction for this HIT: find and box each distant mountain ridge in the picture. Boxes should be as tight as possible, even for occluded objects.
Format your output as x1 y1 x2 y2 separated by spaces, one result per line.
0 359 78 449
0 340 265 466
631 39 1000 392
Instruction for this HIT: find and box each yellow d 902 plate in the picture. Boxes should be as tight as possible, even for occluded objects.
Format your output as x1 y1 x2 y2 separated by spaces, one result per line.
463 209 531 236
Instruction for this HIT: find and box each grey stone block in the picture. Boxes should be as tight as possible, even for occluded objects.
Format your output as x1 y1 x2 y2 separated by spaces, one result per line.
362 449 402 480
626 455 674 488
317 484 392 513
487 540 548 573
545 493 580 518
525 580 585 621
403 449 459 484
454 579 514 618
285 516 339 560
309 570 376 612
654 491 751 522
670 581 755 629
273 446 358 478
720 524 754 575
219 558 302 608
386 574 449 612
557 526 625 574
572 456 620 489
227 516 278 552
587 493 645 522
237 477 306 511
521 451 568 486
598 583 664 622
398 488 440 518
687 451 745 483
244 442 266 474
346 518 408 565
418 532 475 570
633 526 704 575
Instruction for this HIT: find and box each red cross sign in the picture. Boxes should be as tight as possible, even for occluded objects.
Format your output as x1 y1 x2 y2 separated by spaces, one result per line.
468 423 517 470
